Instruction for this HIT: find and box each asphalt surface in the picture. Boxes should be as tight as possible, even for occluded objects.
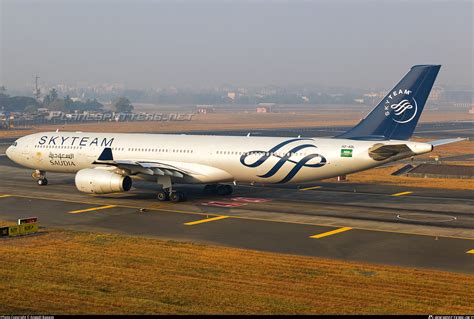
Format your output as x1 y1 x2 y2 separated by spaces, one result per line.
0 155 473 274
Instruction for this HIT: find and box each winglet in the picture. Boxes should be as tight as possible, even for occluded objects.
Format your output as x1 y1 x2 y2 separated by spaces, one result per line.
97 147 114 161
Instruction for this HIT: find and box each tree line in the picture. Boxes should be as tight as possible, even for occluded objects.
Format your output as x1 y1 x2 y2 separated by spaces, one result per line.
0 86 133 113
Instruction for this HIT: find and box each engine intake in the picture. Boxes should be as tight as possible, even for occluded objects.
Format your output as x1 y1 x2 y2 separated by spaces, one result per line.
75 168 132 194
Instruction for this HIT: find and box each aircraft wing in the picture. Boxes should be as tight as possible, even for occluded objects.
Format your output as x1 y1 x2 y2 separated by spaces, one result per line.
92 148 193 177
91 148 233 183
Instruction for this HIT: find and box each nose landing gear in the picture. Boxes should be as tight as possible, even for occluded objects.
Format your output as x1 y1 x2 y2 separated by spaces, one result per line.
32 170 48 186
37 178 48 186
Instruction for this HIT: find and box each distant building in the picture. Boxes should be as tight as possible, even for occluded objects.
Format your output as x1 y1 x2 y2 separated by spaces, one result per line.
454 102 473 109
227 92 236 100
196 105 215 114
256 103 276 113
468 105 474 114
337 175 347 182
428 86 444 102
443 89 473 104
363 91 385 105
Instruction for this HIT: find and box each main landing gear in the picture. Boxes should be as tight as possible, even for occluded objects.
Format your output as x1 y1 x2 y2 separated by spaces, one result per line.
156 175 186 202
157 189 186 202
155 177 233 203
32 170 48 186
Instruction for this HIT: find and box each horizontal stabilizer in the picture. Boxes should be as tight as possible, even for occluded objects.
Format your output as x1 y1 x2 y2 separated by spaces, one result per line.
429 138 467 147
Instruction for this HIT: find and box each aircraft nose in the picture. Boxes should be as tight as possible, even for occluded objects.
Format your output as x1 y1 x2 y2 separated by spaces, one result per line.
5 145 12 159
5 141 17 160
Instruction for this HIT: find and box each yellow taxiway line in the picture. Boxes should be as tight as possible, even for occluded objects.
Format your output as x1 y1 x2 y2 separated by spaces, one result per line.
2 192 474 242
310 227 353 239
391 191 413 197
299 186 322 191
68 205 117 214
0 195 12 198
466 249 474 254
184 216 229 226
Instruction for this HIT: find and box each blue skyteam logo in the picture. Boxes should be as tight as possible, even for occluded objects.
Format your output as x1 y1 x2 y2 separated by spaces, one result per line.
240 138 327 183
384 89 418 124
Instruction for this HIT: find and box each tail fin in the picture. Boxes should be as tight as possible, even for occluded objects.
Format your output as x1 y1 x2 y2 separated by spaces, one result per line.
337 65 441 140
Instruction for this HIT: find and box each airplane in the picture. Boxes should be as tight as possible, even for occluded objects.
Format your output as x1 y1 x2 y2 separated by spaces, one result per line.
5 65 465 202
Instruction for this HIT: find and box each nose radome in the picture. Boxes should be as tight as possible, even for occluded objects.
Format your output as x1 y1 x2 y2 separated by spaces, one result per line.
5 146 12 159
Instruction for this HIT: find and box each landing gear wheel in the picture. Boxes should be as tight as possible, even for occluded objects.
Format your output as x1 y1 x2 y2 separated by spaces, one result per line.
157 191 169 201
169 191 185 202
33 170 47 186
37 178 48 186
216 184 233 196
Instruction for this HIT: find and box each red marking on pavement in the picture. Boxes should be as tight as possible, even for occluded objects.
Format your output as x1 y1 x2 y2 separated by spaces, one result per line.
230 197 272 203
201 201 248 208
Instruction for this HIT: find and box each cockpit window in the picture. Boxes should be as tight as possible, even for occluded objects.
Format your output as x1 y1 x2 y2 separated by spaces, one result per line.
12 142 17 147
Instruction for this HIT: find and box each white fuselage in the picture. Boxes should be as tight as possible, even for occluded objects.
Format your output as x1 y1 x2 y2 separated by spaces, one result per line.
6 131 433 185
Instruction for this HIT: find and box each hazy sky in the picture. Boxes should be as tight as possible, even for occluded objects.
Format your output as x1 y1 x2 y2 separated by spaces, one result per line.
1 0 472 90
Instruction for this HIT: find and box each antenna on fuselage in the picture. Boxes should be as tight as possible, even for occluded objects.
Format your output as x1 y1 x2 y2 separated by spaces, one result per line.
246 133 251 137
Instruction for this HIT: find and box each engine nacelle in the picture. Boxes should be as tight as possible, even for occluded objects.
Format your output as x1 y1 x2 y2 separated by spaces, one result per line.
75 168 132 194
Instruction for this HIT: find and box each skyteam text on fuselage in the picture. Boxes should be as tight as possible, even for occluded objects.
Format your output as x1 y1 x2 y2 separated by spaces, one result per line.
5 65 465 202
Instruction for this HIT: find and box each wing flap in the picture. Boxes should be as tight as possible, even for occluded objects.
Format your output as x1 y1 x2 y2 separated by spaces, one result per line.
92 148 194 178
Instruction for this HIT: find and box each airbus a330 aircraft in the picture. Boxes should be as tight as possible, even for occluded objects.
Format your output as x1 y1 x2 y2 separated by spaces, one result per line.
5 65 464 202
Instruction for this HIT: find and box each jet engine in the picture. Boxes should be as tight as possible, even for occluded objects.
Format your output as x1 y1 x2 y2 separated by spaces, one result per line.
75 168 132 194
